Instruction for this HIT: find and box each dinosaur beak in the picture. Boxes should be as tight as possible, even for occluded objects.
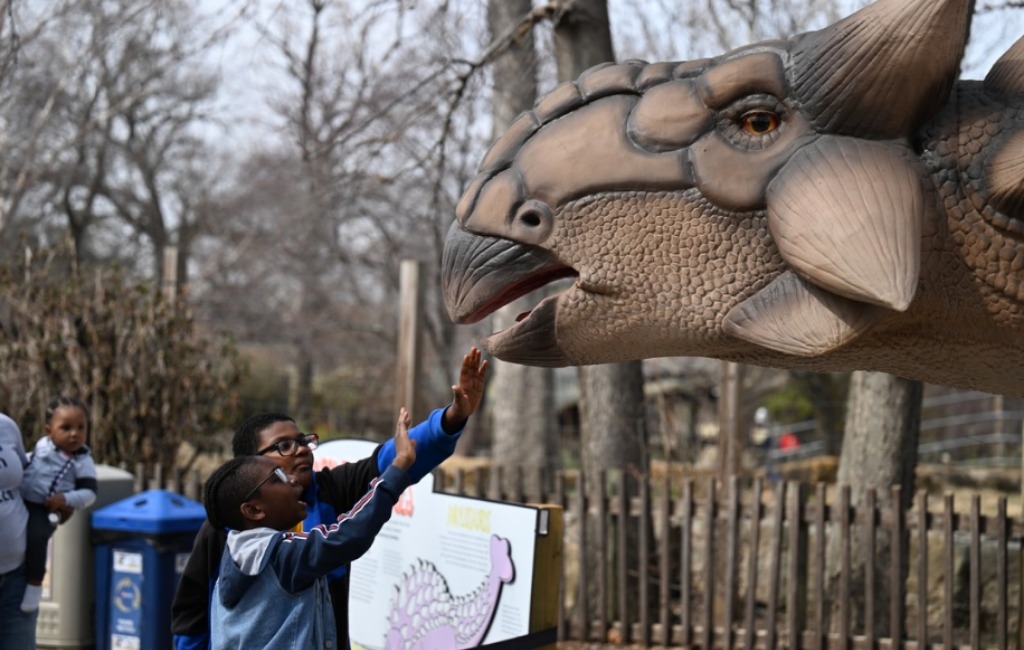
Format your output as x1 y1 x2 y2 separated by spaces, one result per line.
442 222 576 366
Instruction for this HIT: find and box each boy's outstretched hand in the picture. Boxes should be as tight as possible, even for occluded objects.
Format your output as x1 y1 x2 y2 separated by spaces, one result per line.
392 407 416 471
442 346 489 431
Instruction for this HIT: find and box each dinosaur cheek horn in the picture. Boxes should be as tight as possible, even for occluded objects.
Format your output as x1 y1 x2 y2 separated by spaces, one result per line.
789 0 973 138
766 136 925 311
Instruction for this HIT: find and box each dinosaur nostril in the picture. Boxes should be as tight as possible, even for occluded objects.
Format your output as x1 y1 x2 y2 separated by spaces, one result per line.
512 199 554 244
520 210 542 228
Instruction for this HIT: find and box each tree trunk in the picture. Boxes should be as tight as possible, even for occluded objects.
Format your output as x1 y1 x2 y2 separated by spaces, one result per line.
552 0 614 76
485 0 556 497
789 370 849 456
826 370 922 635
553 0 651 637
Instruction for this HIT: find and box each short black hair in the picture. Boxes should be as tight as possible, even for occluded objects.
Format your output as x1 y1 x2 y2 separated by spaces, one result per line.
231 413 294 457
203 456 265 530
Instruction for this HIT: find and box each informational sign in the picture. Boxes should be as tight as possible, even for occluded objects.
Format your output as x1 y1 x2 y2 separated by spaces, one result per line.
316 440 546 650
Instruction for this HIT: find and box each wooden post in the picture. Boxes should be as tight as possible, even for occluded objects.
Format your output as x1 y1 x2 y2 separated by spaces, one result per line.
395 260 424 420
162 245 178 302
718 361 745 479
530 504 564 650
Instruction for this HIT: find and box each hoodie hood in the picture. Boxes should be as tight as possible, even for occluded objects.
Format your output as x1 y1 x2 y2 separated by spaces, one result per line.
218 527 279 608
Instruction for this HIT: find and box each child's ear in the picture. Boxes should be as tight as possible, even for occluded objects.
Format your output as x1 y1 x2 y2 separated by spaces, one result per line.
240 501 267 523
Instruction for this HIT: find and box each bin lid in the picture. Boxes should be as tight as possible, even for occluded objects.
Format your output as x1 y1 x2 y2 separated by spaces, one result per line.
92 489 206 534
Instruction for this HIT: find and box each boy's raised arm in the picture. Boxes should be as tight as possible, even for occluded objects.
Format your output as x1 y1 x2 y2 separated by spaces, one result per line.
441 346 489 433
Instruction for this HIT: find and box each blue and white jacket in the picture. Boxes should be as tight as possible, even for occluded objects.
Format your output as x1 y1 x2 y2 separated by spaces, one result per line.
211 465 411 649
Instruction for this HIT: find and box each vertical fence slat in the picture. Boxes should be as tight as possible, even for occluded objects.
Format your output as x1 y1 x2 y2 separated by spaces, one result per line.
659 474 671 647
577 469 589 642
744 478 763 650
702 478 717 650
840 485 851 650
680 478 693 648
998 496 1008 650
866 489 876 650
916 491 928 648
970 494 981 650
787 481 807 650
766 481 787 650
814 483 826 650
598 470 608 642
944 492 955 650
619 471 631 645
890 485 904 648
492 465 504 501
1019 532 1024 650
556 472 568 643
724 476 740 650
533 465 545 503
639 473 651 646
474 466 486 499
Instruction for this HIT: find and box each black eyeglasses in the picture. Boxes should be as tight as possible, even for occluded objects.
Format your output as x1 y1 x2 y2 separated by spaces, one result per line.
255 433 319 457
244 467 289 502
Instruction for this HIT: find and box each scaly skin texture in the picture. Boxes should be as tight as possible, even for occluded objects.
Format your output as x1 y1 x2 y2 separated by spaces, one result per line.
442 0 1024 395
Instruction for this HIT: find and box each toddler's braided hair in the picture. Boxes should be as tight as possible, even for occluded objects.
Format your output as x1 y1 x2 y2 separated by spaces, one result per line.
45 396 91 434
232 413 294 457
203 456 264 531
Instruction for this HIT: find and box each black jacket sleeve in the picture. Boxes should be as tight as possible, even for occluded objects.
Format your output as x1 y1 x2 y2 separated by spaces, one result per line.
315 445 384 513
170 519 227 642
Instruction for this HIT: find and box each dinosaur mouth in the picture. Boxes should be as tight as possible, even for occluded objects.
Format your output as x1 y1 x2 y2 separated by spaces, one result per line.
442 224 578 365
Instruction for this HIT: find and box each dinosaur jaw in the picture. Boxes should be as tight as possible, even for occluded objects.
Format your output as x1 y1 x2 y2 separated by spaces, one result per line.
481 294 569 366
442 224 579 365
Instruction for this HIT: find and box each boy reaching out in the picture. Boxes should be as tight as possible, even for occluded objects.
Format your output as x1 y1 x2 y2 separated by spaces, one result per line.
205 408 416 648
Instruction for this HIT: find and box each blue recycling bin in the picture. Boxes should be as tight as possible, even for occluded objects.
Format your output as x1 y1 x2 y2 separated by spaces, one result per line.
92 489 206 650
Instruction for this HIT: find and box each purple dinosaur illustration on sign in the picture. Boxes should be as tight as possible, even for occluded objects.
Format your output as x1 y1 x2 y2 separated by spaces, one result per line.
384 535 515 650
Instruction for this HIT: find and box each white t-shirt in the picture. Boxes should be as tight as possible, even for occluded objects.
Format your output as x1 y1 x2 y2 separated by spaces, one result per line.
0 413 28 574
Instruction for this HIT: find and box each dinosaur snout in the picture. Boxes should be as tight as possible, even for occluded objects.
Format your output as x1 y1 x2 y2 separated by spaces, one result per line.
458 170 556 247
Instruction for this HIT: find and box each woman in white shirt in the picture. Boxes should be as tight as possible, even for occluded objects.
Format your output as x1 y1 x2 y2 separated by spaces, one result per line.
0 413 37 649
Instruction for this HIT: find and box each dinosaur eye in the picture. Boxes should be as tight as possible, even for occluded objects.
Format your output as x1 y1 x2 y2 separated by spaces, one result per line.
741 111 780 135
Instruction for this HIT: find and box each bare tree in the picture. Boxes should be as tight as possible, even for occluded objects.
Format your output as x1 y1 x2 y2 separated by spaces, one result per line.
190 0 497 431
485 0 558 492
0 0 222 281
548 0 652 634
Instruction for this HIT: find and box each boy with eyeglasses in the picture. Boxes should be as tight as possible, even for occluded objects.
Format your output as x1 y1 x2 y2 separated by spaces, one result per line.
202 407 416 648
172 347 488 650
